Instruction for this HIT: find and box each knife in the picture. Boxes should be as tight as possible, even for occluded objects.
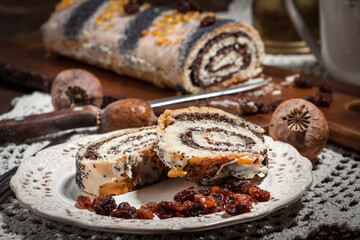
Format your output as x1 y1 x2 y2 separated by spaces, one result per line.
148 77 270 107
0 77 270 143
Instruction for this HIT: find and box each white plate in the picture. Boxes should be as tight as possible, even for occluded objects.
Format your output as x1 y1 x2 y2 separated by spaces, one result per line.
10 132 312 234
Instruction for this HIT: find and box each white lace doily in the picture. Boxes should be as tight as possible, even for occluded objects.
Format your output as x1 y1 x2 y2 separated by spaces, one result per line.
1 0 359 238
0 92 359 239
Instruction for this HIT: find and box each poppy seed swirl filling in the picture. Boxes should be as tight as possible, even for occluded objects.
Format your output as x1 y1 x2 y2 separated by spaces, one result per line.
188 32 259 89
76 126 167 196
156 107 268 184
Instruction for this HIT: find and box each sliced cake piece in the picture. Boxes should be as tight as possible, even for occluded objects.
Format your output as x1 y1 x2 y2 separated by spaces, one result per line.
156 107 268 184
76 126 167 196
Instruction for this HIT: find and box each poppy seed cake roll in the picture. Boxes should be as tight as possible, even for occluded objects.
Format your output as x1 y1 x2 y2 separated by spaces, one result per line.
156 107 268 183
76 126 166 196
42 0 264 93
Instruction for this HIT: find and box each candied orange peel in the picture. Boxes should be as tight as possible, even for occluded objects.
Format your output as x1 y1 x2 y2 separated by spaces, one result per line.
56 0 85 10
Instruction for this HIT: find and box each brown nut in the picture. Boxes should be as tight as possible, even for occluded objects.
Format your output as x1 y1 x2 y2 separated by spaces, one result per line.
51 69 103 110
269 98 329 160
99 98 157 132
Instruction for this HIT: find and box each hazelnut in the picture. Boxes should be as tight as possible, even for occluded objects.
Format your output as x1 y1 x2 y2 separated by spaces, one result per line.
269 98 329 160
51 69 103 110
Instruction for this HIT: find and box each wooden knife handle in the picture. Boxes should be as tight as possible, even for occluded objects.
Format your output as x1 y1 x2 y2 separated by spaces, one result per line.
0 105 99 143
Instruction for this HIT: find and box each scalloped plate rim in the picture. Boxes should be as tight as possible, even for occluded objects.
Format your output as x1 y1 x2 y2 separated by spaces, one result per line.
10 132 313 234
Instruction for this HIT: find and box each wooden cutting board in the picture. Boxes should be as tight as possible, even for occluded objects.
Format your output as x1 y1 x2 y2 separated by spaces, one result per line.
0 31 359 151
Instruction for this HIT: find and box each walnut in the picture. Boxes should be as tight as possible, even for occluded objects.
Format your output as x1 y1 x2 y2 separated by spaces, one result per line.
51 69 103 110
269 98 329 160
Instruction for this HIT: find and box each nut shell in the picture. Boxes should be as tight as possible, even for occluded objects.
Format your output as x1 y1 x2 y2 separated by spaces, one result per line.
269 98 329 160
51 69 103 110
99 98 157 132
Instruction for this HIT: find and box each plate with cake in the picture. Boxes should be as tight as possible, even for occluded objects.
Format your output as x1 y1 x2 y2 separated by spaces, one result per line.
10 107 313 234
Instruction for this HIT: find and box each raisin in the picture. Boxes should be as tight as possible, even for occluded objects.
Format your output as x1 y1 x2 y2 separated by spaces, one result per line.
194 194 216 208
110 201 137 219
200 16 216 27
270 99 283 111
76 195 92 209
233 194 253 214
140 202 157 213
188 0 200 11
174 186 199 202
224 202 237 216
303 95 316 104
240 182 257 194
89 195 107 211
111 208 137 219
220 177 246 194
315 91 332 107
319 83 334 94
238 99 258 115
176 1 189 13
92 196 117 216
206 193 225 213
258 104 272 114
294 75 313 88
248 187 271 202
157 201 183 213
184 202 205 217
117 202 131 209
123 2 140 15
198 188 211 196
210 186 235 198
136 208 155 219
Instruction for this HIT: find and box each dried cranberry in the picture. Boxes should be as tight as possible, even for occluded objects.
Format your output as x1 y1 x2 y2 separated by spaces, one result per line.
92 196 117 216
174 186 199 202
220 177 246 193
176 1 189 13
270 99 283 111
188 0 200 11
315 91 332 107
76 195 92 209
319 83 334 94
294 75 313 88
136 208 155 219
303 95 316 104
200 16 216 27
248 187 271 202
184 202 206 217
124 2 140 15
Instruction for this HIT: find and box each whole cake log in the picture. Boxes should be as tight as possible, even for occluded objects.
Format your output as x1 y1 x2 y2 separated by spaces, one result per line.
42 0 264 93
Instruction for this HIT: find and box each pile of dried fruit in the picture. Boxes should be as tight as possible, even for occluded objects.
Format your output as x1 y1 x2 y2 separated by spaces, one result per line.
76 177 270 219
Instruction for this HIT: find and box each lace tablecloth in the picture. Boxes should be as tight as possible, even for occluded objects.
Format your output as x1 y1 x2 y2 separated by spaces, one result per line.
1 1 359 239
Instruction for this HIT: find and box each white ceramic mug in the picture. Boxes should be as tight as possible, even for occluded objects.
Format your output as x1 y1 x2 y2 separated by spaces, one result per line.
285 0 360 86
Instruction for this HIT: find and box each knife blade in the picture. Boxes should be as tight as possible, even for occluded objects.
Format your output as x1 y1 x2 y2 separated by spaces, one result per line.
148 77 271 108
